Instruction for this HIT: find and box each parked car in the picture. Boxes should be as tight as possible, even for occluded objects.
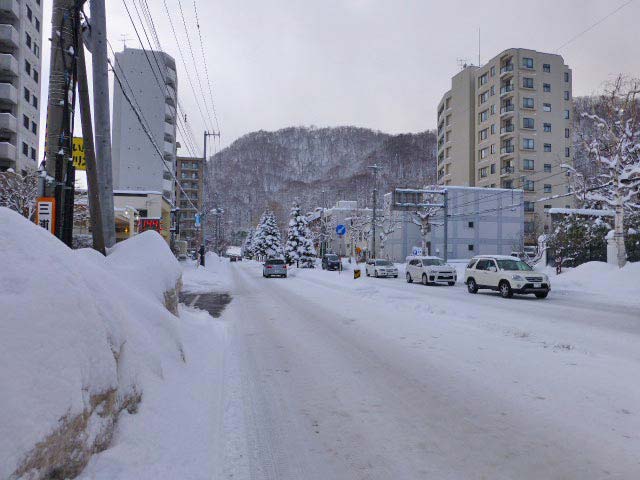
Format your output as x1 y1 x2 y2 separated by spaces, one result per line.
322 253 341 271
229 255 242 262
263 258 288 278
405 256 457 286
464 255 550 298
365 259 398 278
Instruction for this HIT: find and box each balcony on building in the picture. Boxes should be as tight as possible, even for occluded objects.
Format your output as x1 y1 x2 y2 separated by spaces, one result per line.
500 163 514 176
0 24 18 49
164 122 174 142
501 179 514 189
0 53 18 77
500 103 514 116
0 82 17 104
163 140 175 158
165 67 177 88
164 85 176 106
500 83 514 96
165 104 176 124
500 123 514 136
0 0 20 20
500 63 514 77
0 140 16 162
500 144 514 156
0 111 16 133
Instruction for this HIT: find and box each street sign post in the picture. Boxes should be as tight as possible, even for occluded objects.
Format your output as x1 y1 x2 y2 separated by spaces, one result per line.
336 224 346 236
412 247 423 256
195 213 201 228
36 197 56 234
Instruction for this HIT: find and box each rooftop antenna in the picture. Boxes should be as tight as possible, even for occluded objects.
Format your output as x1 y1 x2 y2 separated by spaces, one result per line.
456 58 471 69
120 34 132 49
478 27 481 67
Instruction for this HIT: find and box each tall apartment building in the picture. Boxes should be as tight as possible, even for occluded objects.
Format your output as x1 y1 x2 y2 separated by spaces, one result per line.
0 0 43 174
112 47 178 203
437 48 574 244
175 156 203 249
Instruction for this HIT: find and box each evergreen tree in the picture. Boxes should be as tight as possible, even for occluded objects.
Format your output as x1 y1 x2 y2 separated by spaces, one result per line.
547 213 611 266
242 228 255 259
285 203 316 267
253 211 283 259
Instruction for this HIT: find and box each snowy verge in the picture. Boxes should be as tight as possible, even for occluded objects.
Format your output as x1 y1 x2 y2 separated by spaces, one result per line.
180 252 233 293
0 208 184 479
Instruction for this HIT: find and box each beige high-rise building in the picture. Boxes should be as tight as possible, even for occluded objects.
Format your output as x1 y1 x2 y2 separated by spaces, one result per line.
437 48 574 244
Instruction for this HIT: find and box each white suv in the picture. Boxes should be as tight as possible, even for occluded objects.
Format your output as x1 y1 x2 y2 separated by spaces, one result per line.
405 256 457 286
365 259 398 278
464 255 550 299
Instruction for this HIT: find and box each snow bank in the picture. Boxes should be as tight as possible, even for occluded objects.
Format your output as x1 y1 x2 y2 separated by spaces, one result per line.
549 261 640 302
0 208 184 479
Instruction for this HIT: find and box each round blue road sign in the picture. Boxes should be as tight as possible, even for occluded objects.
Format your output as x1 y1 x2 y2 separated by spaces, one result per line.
336 224 347 236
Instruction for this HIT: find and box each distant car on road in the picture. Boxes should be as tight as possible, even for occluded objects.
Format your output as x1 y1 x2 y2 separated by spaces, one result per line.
365 259 398 278
229 254 242 262
464 255 550 298
263 258 288 278
405 256 456 286
321 254 341 271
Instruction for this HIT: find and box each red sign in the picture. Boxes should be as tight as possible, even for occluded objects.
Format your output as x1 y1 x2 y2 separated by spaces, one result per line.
36 197 56 234
138 217 161 233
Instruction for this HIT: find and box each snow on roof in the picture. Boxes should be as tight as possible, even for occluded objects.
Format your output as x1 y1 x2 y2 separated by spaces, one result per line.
113 190 163 196
548 208 614 217
472 254 521 260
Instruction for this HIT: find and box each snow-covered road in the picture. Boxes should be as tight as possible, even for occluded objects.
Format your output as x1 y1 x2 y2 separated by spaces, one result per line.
218 261 640 479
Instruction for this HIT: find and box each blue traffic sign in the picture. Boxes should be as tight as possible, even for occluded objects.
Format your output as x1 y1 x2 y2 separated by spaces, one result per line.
336 224 347 236
194 213 201 227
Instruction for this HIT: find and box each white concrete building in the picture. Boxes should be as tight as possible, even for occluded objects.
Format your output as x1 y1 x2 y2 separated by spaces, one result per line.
437 48 574 244
0 0 43 174
112 47 178 203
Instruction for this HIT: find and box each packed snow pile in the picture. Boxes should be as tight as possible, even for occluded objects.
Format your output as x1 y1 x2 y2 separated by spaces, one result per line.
0 208 184 479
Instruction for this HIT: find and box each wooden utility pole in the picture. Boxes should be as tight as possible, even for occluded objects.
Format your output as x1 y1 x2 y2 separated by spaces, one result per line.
44 0 77 245
77 28 105 254
90 0 116 247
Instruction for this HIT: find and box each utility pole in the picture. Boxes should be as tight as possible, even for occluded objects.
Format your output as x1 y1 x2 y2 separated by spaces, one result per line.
76 27 105 254
368 164 381 259
443 190 449 263
201 130 220 248
90 0 116 247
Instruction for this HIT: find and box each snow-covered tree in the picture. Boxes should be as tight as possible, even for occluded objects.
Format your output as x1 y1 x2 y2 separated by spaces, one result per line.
253 211 283 260
242 228 255 259
285 203 316 267
580 75 640 267
547 213 611 266
0 169 39 220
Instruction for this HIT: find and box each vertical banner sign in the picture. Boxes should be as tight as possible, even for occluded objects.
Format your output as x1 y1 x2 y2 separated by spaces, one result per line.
72 137 86 170
36 197 56 234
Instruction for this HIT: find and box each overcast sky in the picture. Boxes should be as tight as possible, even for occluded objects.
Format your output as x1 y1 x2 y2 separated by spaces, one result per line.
40 0 640 158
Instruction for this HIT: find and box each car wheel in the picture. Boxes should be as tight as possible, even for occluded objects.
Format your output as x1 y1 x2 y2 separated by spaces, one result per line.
406 272 413 283
499 281 513 298
422 273 429 285
374 270 379 278
393 275 398 278
448 281 455 286
535 292 548 299
467 278 478 293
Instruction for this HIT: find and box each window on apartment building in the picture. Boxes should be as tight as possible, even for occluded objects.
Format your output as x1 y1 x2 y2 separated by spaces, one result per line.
35 18 40 32
524 222 535 233
33 43 39 58
565 128 570 138
565 147 571 158
490 144 496 154
544 143 552 152
544 184 552 193
30 147 35 160
523 117 534 129
479 73 488 86
490 124 495 135
468 244 475 251
564 91 570 101
22 114 29 129
22 142 28 156
543 63 551 73
23 87 29 102
32 95 37 109
523 97 534 108
564 109 570 119
524 201 535 212
445 114 451 126
27 5 32 21
543 83 551 92
503 180 514 189
31 121 37 134
522 57 534 69
524 180 535 191
544 163 552 173
523 77 534 88
468 221 475 228
544 204 552 210
479 110 488 122
490 163 496 174
523 159 534 170
490 85 495 96
479 128 488 141
445 97 451 109
490 66 496 76
33 69 38 83
479 148 488 160
544 122 552 132
543 103 551 112
479 91 489 104
564 72 570 82
490 104 496 115
25 32 31 48
24 60 30 75
523 138 535 150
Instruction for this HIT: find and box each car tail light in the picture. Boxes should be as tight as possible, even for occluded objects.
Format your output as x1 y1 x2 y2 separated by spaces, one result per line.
266 266 272 269
284 265 287 269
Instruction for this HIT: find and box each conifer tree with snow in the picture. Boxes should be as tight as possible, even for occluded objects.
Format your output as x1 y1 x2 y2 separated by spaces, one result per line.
253 211 283 260
285 203 316 267
580 75 640 267
242 228 255 259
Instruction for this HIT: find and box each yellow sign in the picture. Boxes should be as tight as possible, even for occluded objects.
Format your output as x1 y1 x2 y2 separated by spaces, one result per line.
354 268 361 279
72 137 85 170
